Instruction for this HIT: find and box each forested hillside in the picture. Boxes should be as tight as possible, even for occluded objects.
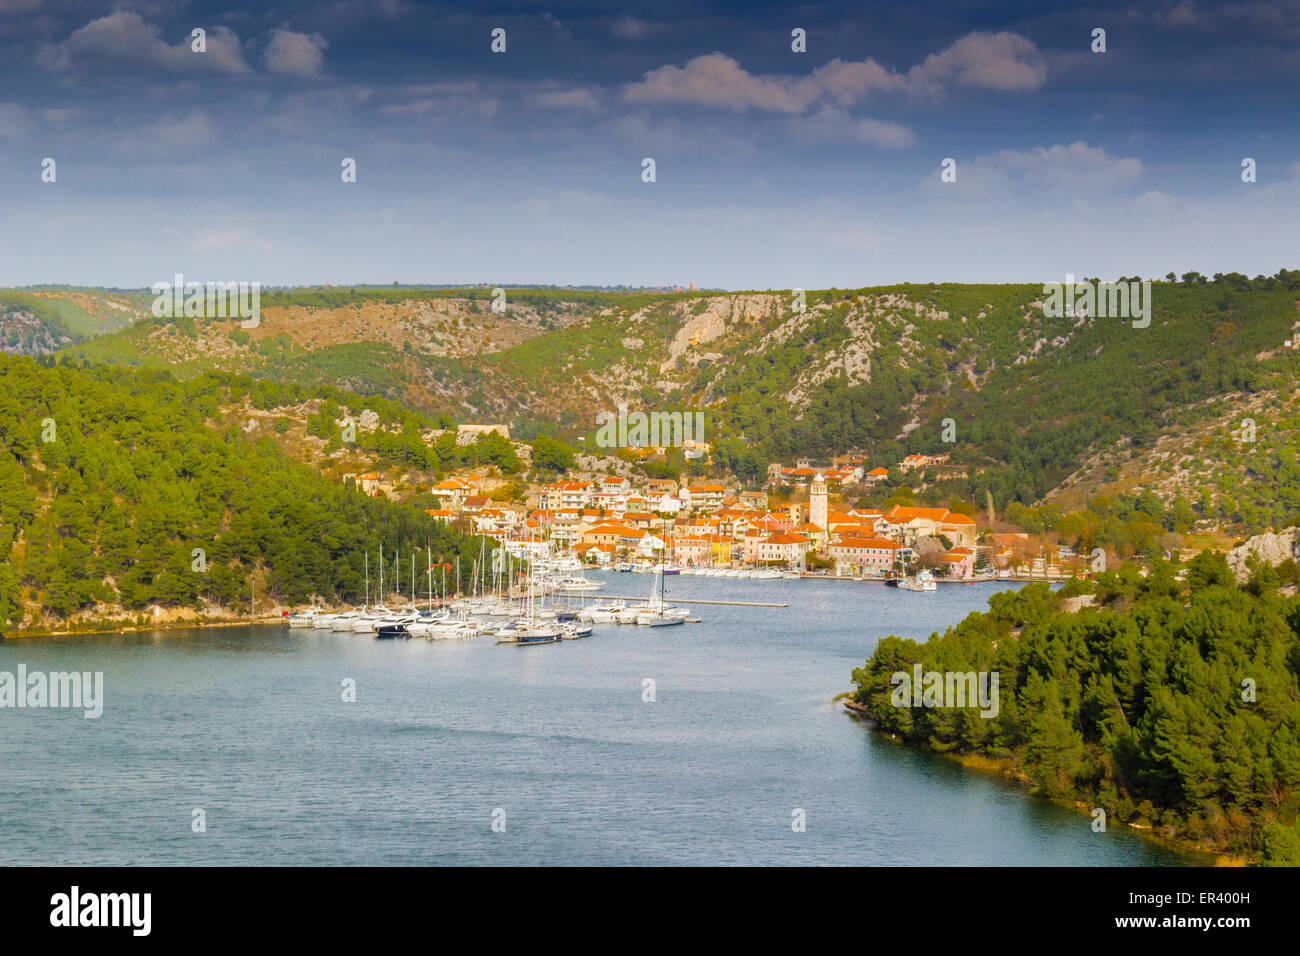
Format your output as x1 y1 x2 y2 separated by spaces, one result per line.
0 292 79 355
0 289 144 355
0 355 480 631
34 271 1300 530
850 556 1300 862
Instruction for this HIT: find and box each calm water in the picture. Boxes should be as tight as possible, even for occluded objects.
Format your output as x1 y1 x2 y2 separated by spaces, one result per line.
0 573 1199 866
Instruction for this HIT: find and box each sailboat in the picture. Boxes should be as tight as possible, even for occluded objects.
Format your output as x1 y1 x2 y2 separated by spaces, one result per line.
505 536 561 645
636 563 686 626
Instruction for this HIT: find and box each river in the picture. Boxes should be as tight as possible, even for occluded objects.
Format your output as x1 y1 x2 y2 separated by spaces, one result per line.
0 572 1200 865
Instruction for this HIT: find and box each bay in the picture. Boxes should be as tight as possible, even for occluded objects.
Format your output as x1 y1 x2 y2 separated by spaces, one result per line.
0 573 1200 866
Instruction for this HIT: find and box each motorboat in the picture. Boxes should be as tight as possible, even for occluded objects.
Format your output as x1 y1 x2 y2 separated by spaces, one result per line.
553 576 603 591
579 602 625 624
286 607 323 628
375 613 421 637
426 620 478 640
616 603 651 624
350 607 390 632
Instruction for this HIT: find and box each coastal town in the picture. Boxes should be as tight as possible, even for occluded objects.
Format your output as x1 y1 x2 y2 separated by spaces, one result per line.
344 428 1069 583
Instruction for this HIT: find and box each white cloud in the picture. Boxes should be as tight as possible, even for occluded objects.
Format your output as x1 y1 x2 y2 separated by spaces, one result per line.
380 82 496 118
984 142 1142 188
532 88 600 112
541 13 571 40
932 142 1143 198
147 111 216 147
39 11 250 74
1168 1 1198 27
626 52 808 112
611 16 658 40
624 31 1045 115
790 107 914 148
263 28 328 77
907 31 1046 93
807 58 910 105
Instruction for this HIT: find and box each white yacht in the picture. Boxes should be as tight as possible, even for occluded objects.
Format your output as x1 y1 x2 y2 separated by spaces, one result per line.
579 602 625 624
426 620 478 640
552 575 603 592
286 607 323 628
350 607 391 632
615 603 650 624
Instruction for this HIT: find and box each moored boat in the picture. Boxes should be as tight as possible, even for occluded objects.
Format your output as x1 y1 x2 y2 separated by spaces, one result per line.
553 575 603 591
899 569 937 592
286 607 323 627
579 602 625 623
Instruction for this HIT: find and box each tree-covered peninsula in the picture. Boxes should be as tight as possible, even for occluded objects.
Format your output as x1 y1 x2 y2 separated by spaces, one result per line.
850 556 1300 863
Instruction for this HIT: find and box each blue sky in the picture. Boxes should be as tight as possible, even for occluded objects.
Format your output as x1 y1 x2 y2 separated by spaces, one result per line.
0 0 1297 288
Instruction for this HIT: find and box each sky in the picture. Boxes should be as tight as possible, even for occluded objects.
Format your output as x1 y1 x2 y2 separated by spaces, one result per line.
0 0 1298 289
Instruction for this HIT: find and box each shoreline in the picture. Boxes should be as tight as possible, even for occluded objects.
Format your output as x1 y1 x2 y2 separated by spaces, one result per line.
3 574 1052 641
839 698 1249 866
2 614 291 641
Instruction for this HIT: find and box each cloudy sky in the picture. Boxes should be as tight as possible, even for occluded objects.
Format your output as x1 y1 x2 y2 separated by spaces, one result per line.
0 0 1297 288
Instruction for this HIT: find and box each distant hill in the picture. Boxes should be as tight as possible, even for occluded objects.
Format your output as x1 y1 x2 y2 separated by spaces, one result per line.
0 289 145 355
45 273 1300 530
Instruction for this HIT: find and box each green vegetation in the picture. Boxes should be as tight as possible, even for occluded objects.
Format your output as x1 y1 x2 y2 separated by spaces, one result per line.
0 292 80 354
850 555 1300 861
0 355 481 629
530 434 576 474
39 273 1300 537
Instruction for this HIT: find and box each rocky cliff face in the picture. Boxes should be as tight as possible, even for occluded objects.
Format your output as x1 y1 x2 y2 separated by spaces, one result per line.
1227 530 1300 581
0 308 69 355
